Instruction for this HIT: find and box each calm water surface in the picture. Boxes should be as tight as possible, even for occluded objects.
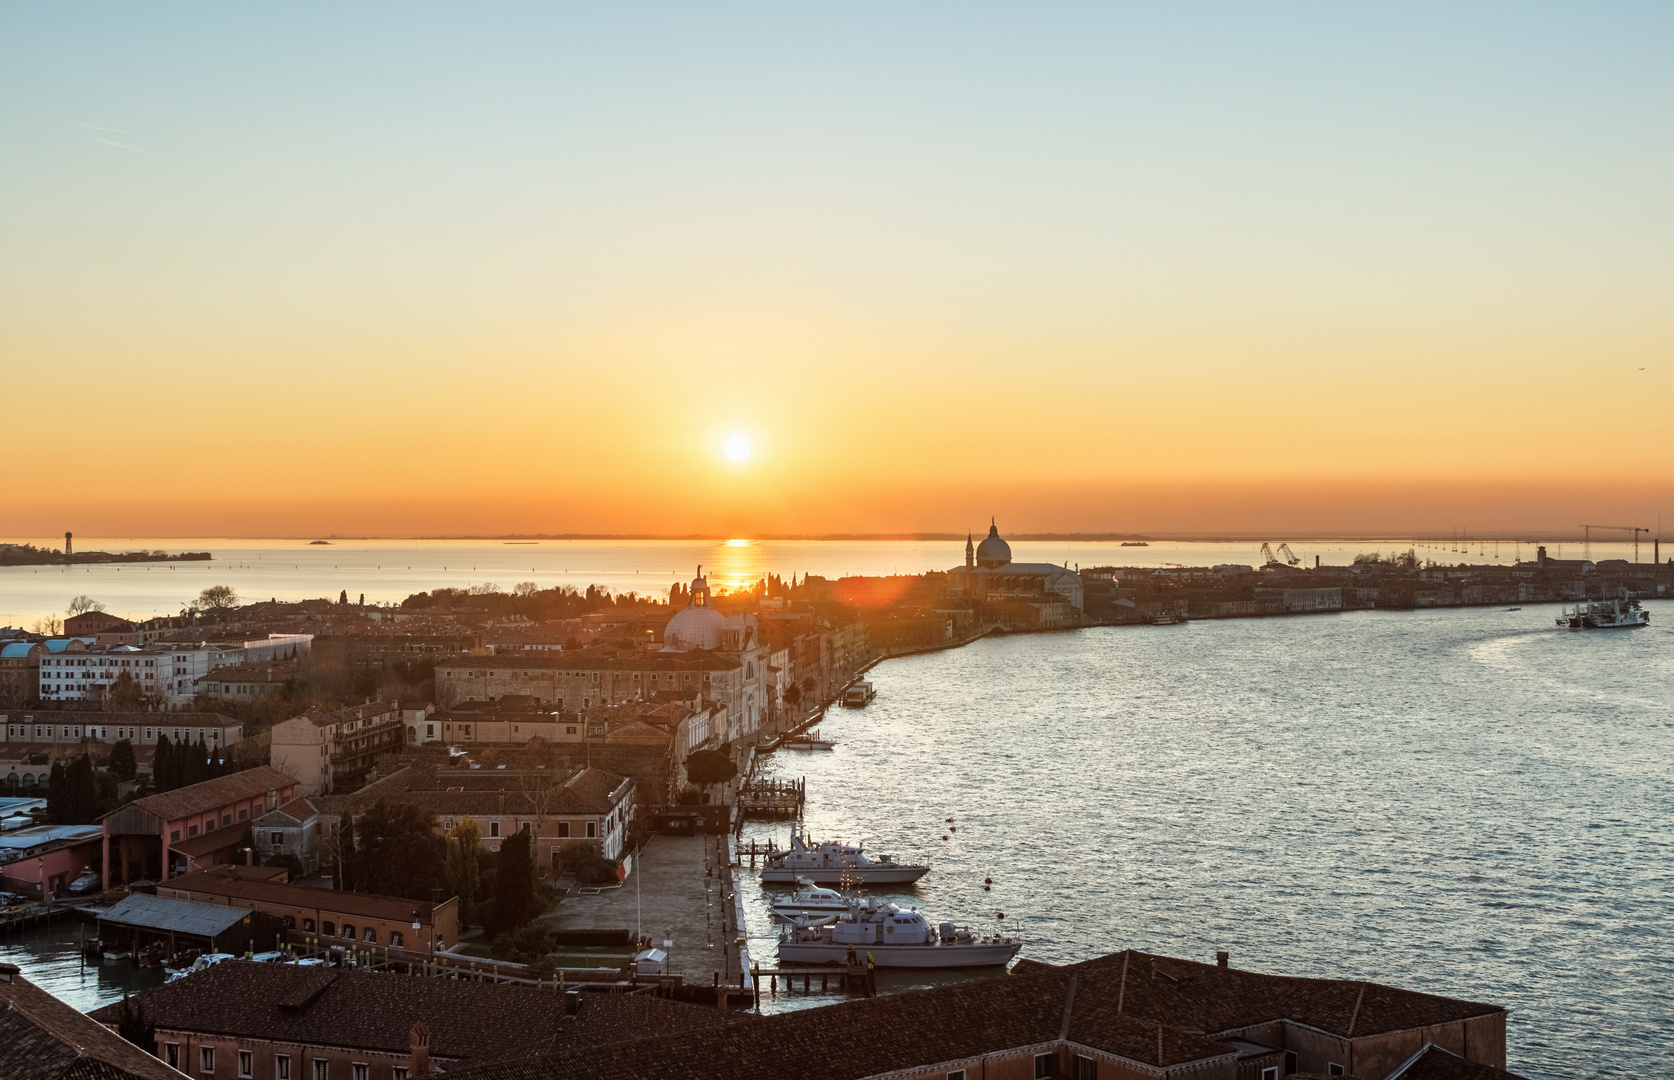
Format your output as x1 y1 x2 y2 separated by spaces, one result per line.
741 603 1673 1079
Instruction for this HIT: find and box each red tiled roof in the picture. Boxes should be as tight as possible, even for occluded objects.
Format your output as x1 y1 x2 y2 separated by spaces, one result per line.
118 767 296 824
289 701 398 729
87 960 735 1064
162 869 447 924
0 965 183 1080
168 825 250 859
1390 1045 1530 1080
321 765 629 819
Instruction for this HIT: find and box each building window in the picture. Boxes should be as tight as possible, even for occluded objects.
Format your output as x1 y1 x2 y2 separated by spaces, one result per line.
1328 1067 1344 1078
239 1049 254 1077
275 1055 291 1080
1034 1053 1057 1078
948 1073 967 1080
271 832 284 846
341 924 356 939
322 921 335 936
490 820 500 838
558 822 569 838
188 825 199 837
302 918 315 932
586 821 597 838
390 931 404 948
166 1044 180 1068
171 829 181 842
1284 1052 1297 1075
393 1070 408 1080
363 927 377 943
201 1047 215 1074
313 1062 329 1080
1076 1057 1097 1080
352 1065 369 1080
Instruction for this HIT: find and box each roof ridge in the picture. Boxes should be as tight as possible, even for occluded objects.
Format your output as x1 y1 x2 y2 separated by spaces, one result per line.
1346 983 1367 1037
1058 974 1077 1042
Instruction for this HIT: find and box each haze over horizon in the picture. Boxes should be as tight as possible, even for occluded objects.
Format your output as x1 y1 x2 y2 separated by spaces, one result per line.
4 3 1672 539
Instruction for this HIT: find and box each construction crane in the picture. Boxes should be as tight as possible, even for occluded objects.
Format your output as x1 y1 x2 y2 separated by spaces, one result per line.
1580 524 1650 562
1260 542 1303 567
1276 543 1301 566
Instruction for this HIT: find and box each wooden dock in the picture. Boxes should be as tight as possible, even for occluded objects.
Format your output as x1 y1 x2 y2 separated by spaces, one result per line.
749 958 875 1006
736 777 805 820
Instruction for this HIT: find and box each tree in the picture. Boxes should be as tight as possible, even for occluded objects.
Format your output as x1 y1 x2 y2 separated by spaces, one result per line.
32 614 63 636
558 841 618 886
153 734 176 793
514 581 539 597
444 817 483 930
264 852 305 881
349 800 446 902
116 993 155 1053
46 761 67 823
198 585 238 610
106 739 137 783
684 749 738 794
67 595 106 616
492 824 539 933
105 671 144 711
75 754 98 823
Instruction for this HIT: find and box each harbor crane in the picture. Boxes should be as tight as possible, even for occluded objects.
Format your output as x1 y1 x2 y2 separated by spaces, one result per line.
1579 524 1650 562
1260 543 1303 567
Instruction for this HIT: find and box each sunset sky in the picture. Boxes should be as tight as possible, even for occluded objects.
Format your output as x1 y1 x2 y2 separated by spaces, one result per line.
3 3 1671 538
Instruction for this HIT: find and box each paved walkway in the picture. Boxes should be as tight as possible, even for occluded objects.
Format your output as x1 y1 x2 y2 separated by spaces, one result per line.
546 833 730 986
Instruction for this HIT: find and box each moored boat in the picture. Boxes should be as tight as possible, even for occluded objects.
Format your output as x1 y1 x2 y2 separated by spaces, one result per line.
768 877 857 923
760 834 928 885
841 681 876 708
777 897 1019 968
784 729 836 751
1556 599 1649 630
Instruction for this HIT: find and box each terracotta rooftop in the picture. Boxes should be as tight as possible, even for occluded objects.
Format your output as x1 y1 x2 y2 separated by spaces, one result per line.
88 960 735 1066
115 766 296 824
0 964 184 1080
289 701 398 729
439 648 744 672
323 765 630 819
162 869 448 924
1388 1045 1529 1079
437 950 1513 1080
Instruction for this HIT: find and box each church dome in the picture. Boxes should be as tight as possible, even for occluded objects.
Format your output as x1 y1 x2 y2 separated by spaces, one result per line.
975 522 1012 568
664 566 725 651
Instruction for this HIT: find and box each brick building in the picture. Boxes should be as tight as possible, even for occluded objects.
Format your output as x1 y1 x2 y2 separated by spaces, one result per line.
439 949 1528 1080
101 766 298 883
90 958 736 1080
0 962 184 1080
158 864 459 952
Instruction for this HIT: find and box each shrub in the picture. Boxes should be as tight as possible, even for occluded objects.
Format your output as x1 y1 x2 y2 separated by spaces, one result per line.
495 921 555 964
559 842 618 886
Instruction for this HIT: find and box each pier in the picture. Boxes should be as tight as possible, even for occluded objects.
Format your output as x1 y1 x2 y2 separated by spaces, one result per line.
736 777 805 820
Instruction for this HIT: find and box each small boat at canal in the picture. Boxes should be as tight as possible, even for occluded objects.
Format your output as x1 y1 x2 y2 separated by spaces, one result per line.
783 729 836 751
768 878 857 923
777 898 1020 968
841 681 876 708
760 834 929 885
1556 599 1649 630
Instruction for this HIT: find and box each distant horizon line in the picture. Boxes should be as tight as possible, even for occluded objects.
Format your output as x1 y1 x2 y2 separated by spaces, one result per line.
6 531 1644 544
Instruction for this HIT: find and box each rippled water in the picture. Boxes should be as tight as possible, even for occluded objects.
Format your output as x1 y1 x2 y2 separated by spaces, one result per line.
0 917 166 1011
741 602 1674 1079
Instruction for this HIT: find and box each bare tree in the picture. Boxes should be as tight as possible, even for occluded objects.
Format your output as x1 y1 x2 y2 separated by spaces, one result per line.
67 595 106 616
33 614 63 636
198 585 238 610
514 581 539 597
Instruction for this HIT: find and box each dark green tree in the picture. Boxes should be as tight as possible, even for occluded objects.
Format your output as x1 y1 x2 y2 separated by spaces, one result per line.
153 734 175 793
493 824 539 933
116 993 155 1053
74 754 98 823
46 761 67 822
106 739 137 782
349 800 445 902
684 749 738 793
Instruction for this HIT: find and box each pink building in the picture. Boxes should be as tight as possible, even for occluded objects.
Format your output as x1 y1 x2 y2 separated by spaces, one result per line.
101 767 298 884
0 824 103 899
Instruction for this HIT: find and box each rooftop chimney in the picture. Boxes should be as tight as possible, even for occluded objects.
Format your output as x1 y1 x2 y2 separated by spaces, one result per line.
1216 951 1229 969
564 989 583 1016
409 1022 430 1075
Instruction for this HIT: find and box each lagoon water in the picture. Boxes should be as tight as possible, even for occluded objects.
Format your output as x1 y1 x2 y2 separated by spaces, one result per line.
741 602 1673 1079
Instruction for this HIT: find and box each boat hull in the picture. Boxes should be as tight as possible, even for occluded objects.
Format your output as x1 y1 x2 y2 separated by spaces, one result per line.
777 941 1019 968
761 866 928 885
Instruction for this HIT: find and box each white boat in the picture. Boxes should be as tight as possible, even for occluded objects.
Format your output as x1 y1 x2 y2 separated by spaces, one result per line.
768 878 858 923
841 682 876 708
784 729 836 751
777 897 1019 968
1556 599 1649 630
760 834 928 885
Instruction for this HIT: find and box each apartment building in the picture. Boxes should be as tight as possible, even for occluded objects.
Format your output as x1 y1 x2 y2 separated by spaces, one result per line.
270 701 406 797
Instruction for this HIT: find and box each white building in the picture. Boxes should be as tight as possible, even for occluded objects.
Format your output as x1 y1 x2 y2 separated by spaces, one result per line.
947 522 1086 611
37 643 243 706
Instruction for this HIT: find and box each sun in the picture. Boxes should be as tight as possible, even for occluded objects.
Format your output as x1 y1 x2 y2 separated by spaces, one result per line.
724 434 752 462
